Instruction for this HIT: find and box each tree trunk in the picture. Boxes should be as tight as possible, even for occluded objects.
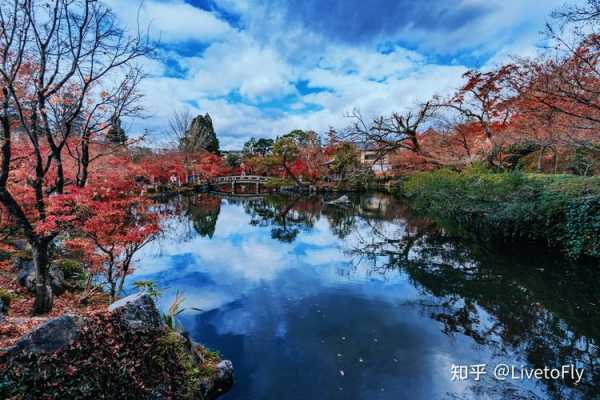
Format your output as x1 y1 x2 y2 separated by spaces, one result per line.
282 157 303 187
117 259 132 295
408 131 420 153
537 146 546 172
78 139 90 187
32 239 53 315
54 156 65 193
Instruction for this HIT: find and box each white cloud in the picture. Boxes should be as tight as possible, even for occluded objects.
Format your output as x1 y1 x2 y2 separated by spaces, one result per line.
107 0 563 150
102 0 234 43
184 34 296 101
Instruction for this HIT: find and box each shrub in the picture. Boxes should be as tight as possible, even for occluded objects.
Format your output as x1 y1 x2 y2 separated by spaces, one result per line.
55 259 85 281
133 280 161 299
401 169 600 259
0 312 208 399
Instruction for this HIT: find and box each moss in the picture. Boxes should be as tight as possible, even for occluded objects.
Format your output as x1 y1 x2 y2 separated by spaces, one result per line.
198 363 217 378
201 348 221 363
154 331 202 399
11 250 32 261
0 288 16 311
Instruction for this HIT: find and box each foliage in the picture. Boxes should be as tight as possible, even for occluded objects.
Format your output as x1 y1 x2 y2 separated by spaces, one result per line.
243 137 274 156
225 152 242 168
133 280 162 299
106 117 128 145
566 147 600 176
0 312 206 399
163 291 186 331
401 168 600 258
331 142 359 178
0 288 16 311
54 258 86 290
180 113 220 154
154 331 202 399
0 0 148 314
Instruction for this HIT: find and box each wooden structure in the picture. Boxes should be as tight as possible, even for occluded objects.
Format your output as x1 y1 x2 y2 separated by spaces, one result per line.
211 176 268 194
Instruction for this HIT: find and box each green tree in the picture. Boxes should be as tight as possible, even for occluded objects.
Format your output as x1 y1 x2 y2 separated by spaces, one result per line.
243 137 257 155
255 138 274 156
243 137 273 156
225 153 241 168
180 113 220 154
106 116 128 145
331 143 359 179
272 130 309 186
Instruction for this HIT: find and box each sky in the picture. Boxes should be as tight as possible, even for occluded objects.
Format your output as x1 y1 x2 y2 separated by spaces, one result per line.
102 0 568 150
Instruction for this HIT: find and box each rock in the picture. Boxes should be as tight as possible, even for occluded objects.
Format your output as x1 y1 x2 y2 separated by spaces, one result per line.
14 239 28 251
200 360 234 400
108 292 164 332
6 314 85 356
327 195 351 206
15 259 66 296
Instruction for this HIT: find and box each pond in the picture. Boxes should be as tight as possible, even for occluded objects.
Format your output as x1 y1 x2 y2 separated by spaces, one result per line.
129 193 599 400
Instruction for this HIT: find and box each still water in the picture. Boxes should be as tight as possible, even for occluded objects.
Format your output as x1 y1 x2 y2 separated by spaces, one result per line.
130 193 599 400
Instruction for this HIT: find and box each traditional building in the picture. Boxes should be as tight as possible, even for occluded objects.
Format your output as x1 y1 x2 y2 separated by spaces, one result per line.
356 143 391 176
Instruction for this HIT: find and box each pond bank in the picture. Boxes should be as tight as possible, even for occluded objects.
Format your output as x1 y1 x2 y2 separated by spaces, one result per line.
396 167 600 260
0 292 233 399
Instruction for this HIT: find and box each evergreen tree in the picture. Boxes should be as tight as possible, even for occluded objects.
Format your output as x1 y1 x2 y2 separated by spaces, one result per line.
106 116 128 145
180 113 220 154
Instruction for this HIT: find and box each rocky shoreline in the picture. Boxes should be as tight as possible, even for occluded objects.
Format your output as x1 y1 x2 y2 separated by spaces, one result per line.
0 292 233 399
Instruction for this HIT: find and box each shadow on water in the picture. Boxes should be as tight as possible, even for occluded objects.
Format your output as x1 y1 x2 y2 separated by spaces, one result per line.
137 192 599 400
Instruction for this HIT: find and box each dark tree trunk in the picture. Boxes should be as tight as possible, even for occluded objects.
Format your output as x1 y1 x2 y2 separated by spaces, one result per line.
32 239 53 315
54 156 65 193
408 131 420 153
78 139 90 187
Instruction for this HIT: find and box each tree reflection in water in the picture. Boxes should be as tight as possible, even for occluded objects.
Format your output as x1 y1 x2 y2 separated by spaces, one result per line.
242 195 322 242
184 194 221 238
345 197 600 400
172 192 599 399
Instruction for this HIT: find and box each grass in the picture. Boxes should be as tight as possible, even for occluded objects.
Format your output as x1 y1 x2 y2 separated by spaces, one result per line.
400 165 600 259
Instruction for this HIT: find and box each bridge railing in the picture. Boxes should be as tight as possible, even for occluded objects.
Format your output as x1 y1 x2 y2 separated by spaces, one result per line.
213 176 269 183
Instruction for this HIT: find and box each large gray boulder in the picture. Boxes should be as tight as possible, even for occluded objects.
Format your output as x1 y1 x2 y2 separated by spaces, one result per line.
7 314 85 356
108 292 164 332
15 259 65 296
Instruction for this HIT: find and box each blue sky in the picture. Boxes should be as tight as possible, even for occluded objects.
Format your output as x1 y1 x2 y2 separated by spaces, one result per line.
103 0 567 149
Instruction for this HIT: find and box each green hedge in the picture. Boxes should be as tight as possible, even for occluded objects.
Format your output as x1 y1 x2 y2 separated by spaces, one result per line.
400 166 600 259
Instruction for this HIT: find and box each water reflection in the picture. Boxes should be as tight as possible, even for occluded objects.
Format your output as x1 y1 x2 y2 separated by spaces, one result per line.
131 193 599 400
